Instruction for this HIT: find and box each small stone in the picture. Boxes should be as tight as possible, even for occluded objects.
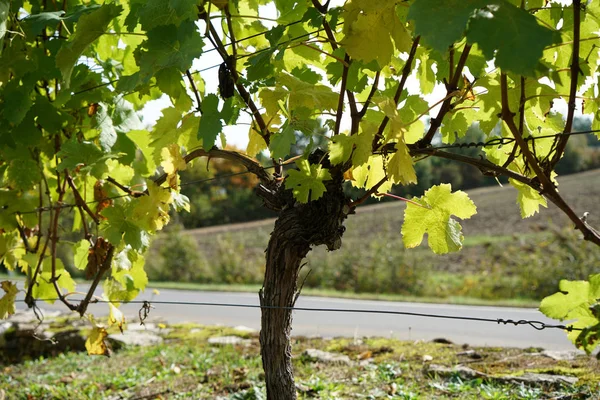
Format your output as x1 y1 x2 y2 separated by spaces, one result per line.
303 349 351 365
541 350 583 361
500 372 578 386
422 355 433 362
207 336 251 346
108 331 163 347
233 325 256 333
426 364 487 380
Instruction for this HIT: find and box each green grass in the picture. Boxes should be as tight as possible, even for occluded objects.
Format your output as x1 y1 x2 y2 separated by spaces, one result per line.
2 321 598 399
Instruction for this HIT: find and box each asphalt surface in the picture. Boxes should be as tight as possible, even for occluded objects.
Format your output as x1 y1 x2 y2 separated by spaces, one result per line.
15 287 575 350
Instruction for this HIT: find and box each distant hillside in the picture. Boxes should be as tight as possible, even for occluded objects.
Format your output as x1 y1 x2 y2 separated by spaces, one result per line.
187 169 600 241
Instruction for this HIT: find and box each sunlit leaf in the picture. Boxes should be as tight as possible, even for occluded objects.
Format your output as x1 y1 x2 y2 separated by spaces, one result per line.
402 184 477 254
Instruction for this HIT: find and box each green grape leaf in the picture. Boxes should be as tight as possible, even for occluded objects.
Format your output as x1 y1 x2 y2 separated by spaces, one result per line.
285 159 332 203
246 127 268 157
269 124 296 159
32 258 76 304
138 0 196 30
100 204 148 251
416 48 435 95
540 275 600 354
73 240 90 271
0 231 26 270
137 21 204 81
56 4 123 87
409 0 487 53
509 178 547 218
466 1 555 76
7 157 40 191
197 94 223 150
22 5 101 36
277 73 338 113
342 0 410 66
402 184 477 254
105 249 148 302
57 138 114 177
1 80 33 126
328 133 355 165
0 190 38 231
441 108 477 143
130 182 172 233
351 155 392 193
0 281 18 319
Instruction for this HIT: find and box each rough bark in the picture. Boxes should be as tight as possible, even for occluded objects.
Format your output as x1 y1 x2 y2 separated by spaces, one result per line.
259 156 348 399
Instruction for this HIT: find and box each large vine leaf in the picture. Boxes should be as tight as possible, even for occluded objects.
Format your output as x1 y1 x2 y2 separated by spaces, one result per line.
56 4 123 87
466 1 556 76
342 0 410 66
540 275 600 354
409 0 487 53
285 159 332 203
402 184 477 254
509 178 548 218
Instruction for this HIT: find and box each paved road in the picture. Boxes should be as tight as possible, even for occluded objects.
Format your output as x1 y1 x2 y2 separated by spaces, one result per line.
16 288 574 350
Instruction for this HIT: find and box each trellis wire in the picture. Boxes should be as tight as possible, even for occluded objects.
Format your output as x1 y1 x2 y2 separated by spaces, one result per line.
19 298 581 333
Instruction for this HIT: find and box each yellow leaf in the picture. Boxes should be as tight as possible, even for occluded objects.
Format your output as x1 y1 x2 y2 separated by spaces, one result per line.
86 326 110 356
351 155 392 193
160 144 186 189
108 302 125 333
387 140 417 185
246 126 267 157
131 182 172 232
342 0 410 66
0 281 18 319
152 289 160 295
509 178 548 218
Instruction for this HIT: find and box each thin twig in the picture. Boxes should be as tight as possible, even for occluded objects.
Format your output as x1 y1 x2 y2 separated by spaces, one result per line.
334 56 350 135
77 244 115 316
205 12 270 145
420 43 471 146
357 71 380 119
500 72 600 246
372 36 420 150
549 0 581 170
348 177 388 208
185 70 203 113
66 172 100 225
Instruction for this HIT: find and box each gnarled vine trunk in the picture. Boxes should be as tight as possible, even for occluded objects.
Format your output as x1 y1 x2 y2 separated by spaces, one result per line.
259 160 348 399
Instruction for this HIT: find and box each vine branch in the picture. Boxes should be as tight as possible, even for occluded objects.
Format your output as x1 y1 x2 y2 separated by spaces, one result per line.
419 43 471 146
548 0 581 170
372 36 420 151
500 72 600 246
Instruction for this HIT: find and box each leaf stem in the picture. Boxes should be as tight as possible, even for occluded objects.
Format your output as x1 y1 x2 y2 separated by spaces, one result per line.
375 192 429 209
